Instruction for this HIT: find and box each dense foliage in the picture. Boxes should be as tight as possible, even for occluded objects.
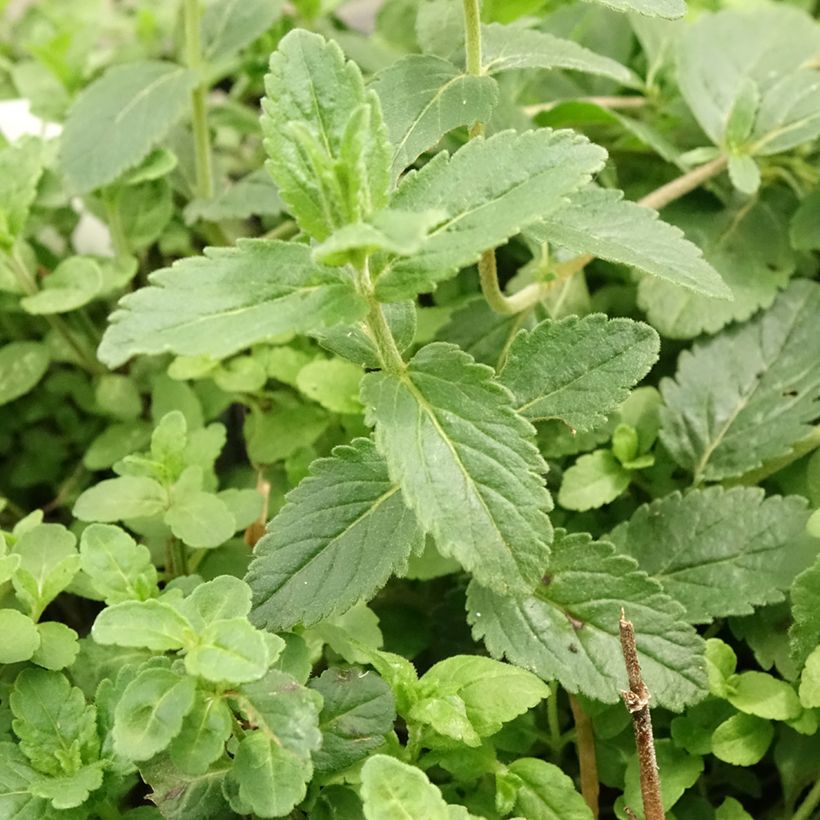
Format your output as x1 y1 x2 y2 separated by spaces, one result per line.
1 0 819 817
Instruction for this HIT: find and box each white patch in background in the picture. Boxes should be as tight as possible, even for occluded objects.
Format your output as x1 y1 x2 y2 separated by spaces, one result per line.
0 99 113 256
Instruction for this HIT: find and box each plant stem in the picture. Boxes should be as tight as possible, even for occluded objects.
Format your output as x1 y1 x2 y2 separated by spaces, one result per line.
524 96 647 116
462 0 483 80
569 694 600 818
183 0 214 200
547 681 561 751
619 609 664 820
793 777 820 820
637 155 728 212
367 300 405 373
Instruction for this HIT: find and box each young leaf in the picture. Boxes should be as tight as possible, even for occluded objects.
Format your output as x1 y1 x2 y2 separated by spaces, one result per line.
20 256 103 315
10 668 99 776
370 54 499 178
678 6 820 155
92 599 193 651
185 169 283 223
201 0 283 63
482 22 631 81
113 667 197 761
309 667 396 774
467 530 706 710
98 240 367 368
660 280 820 481
79 523 159 604
789 556 820 668
31 622 80 671
73 476 168 522
360 754 452 820
60 61 198 193
248 438 423 631
140 757 232 819
362 343 552 596
711 714 773 766
0 137 44 251
261 29 391 240
527 187 730 299
184 618 273 684
507 758 593 820
558 450 632 511
609 487 812 623
176 575 253 629
0 743 52 818
167 691 232 776
0 341 50 407
28 762 106 810
727 671 801 721
0 609 40 664
164 489 236 549
500 314 659 431
375 130 607 301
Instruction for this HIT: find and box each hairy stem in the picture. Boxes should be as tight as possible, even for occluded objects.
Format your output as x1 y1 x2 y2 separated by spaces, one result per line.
620 609 664 820
184 0 214 200
793 777 820 820
359 260 405 373
570 694 600 818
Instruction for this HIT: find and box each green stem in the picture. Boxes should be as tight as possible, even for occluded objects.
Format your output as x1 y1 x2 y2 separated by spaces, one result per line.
462 0 483 77
547 680 561 751
103 191 130 257
793 778 820 820
184 0 214 200
359 260 405 373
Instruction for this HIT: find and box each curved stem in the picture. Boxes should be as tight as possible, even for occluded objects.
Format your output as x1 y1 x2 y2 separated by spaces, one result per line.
184 0 214 200
793 778 820 820
358 260 405 373
637 155 727 211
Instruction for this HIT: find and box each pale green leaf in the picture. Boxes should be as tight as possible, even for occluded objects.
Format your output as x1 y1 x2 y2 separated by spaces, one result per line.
375 130 607 301
584 0 684 18
790 556 820 667
0 609 40 664
248 438 423 631
309 666 396 774
261 29 391 240
185 169 283 223
799 646 820 709
500 314 658 430
791 190 820 251
296 358 363 414
28 762 105 810
361 754 450 820
140 757 232 819
659 280 820 481
79 523 158 604
362 343 552 596
0 341 50 406
727 671 802 721
31 622 80 671
0 742 53 819
164 490 235 549
99 240 367 368
609 487 812 622
202 0 283 63
482 22 631 81
558 450 631 511
60 61 199 193
637 198 794 339
113 667 197 761
92 599 193 651
168 692 232 776
176 575 253 629
711 713 773 766
370 54 499 178
95 374 142 421
244 400 329 465
0 138 43 250
73 476 167 522
678 6 820 155
184 618 272 684
728 155 760 195
468 530 706 710
508 758 593 820
528 187 730 298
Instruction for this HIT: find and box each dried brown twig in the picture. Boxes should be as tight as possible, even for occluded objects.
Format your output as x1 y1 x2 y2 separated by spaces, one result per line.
619 608 664 820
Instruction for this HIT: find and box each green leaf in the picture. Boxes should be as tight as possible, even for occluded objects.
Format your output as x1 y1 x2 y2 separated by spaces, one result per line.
201 0 283 63
0 341 50 406
113 667 197 761
177 575 253 629
659 280 820 481
558 450 631 511
790 556 820 668
711 713 773 766
74 475 167 522
482 22 631 81
185 169 283 223
636 198 794 339
167 691 232 776
467 530 706 710
60 61 199 193
244 400 329 465
360 754 451 820
584 0 684 17
309 667 396 774
0 609 40 664
98 240 367 368
29 762 105 810
21 256 103 315
507 758 593 820
609 487 812 623
261 29 391 240
184 618 273 684
799 646 820 709
370 54 499 178
296 358 363 414
416 656 550 738
31 622 80 671
362 343 552 596
79 523 158 604
728 155 760 195
249 438 423 631
375 130 606 301
141 757 232 819
226 670 323 816
0 742 52 819
500 314 659 431
95 374 142 421
726 672 802 721
92 599 193 651
678 6 820 155
11 523 80 618
528 187 730 299
164 490 235 549
10 668 99 776
0 137 43 251
791 190 820 251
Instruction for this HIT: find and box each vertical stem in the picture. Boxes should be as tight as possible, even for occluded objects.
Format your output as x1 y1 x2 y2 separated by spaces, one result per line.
619 609 664 820
547 681 561 751
462 0 485 136
367 300 405 373
183 0 214 200
793 778 820 820
570 694 600 818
